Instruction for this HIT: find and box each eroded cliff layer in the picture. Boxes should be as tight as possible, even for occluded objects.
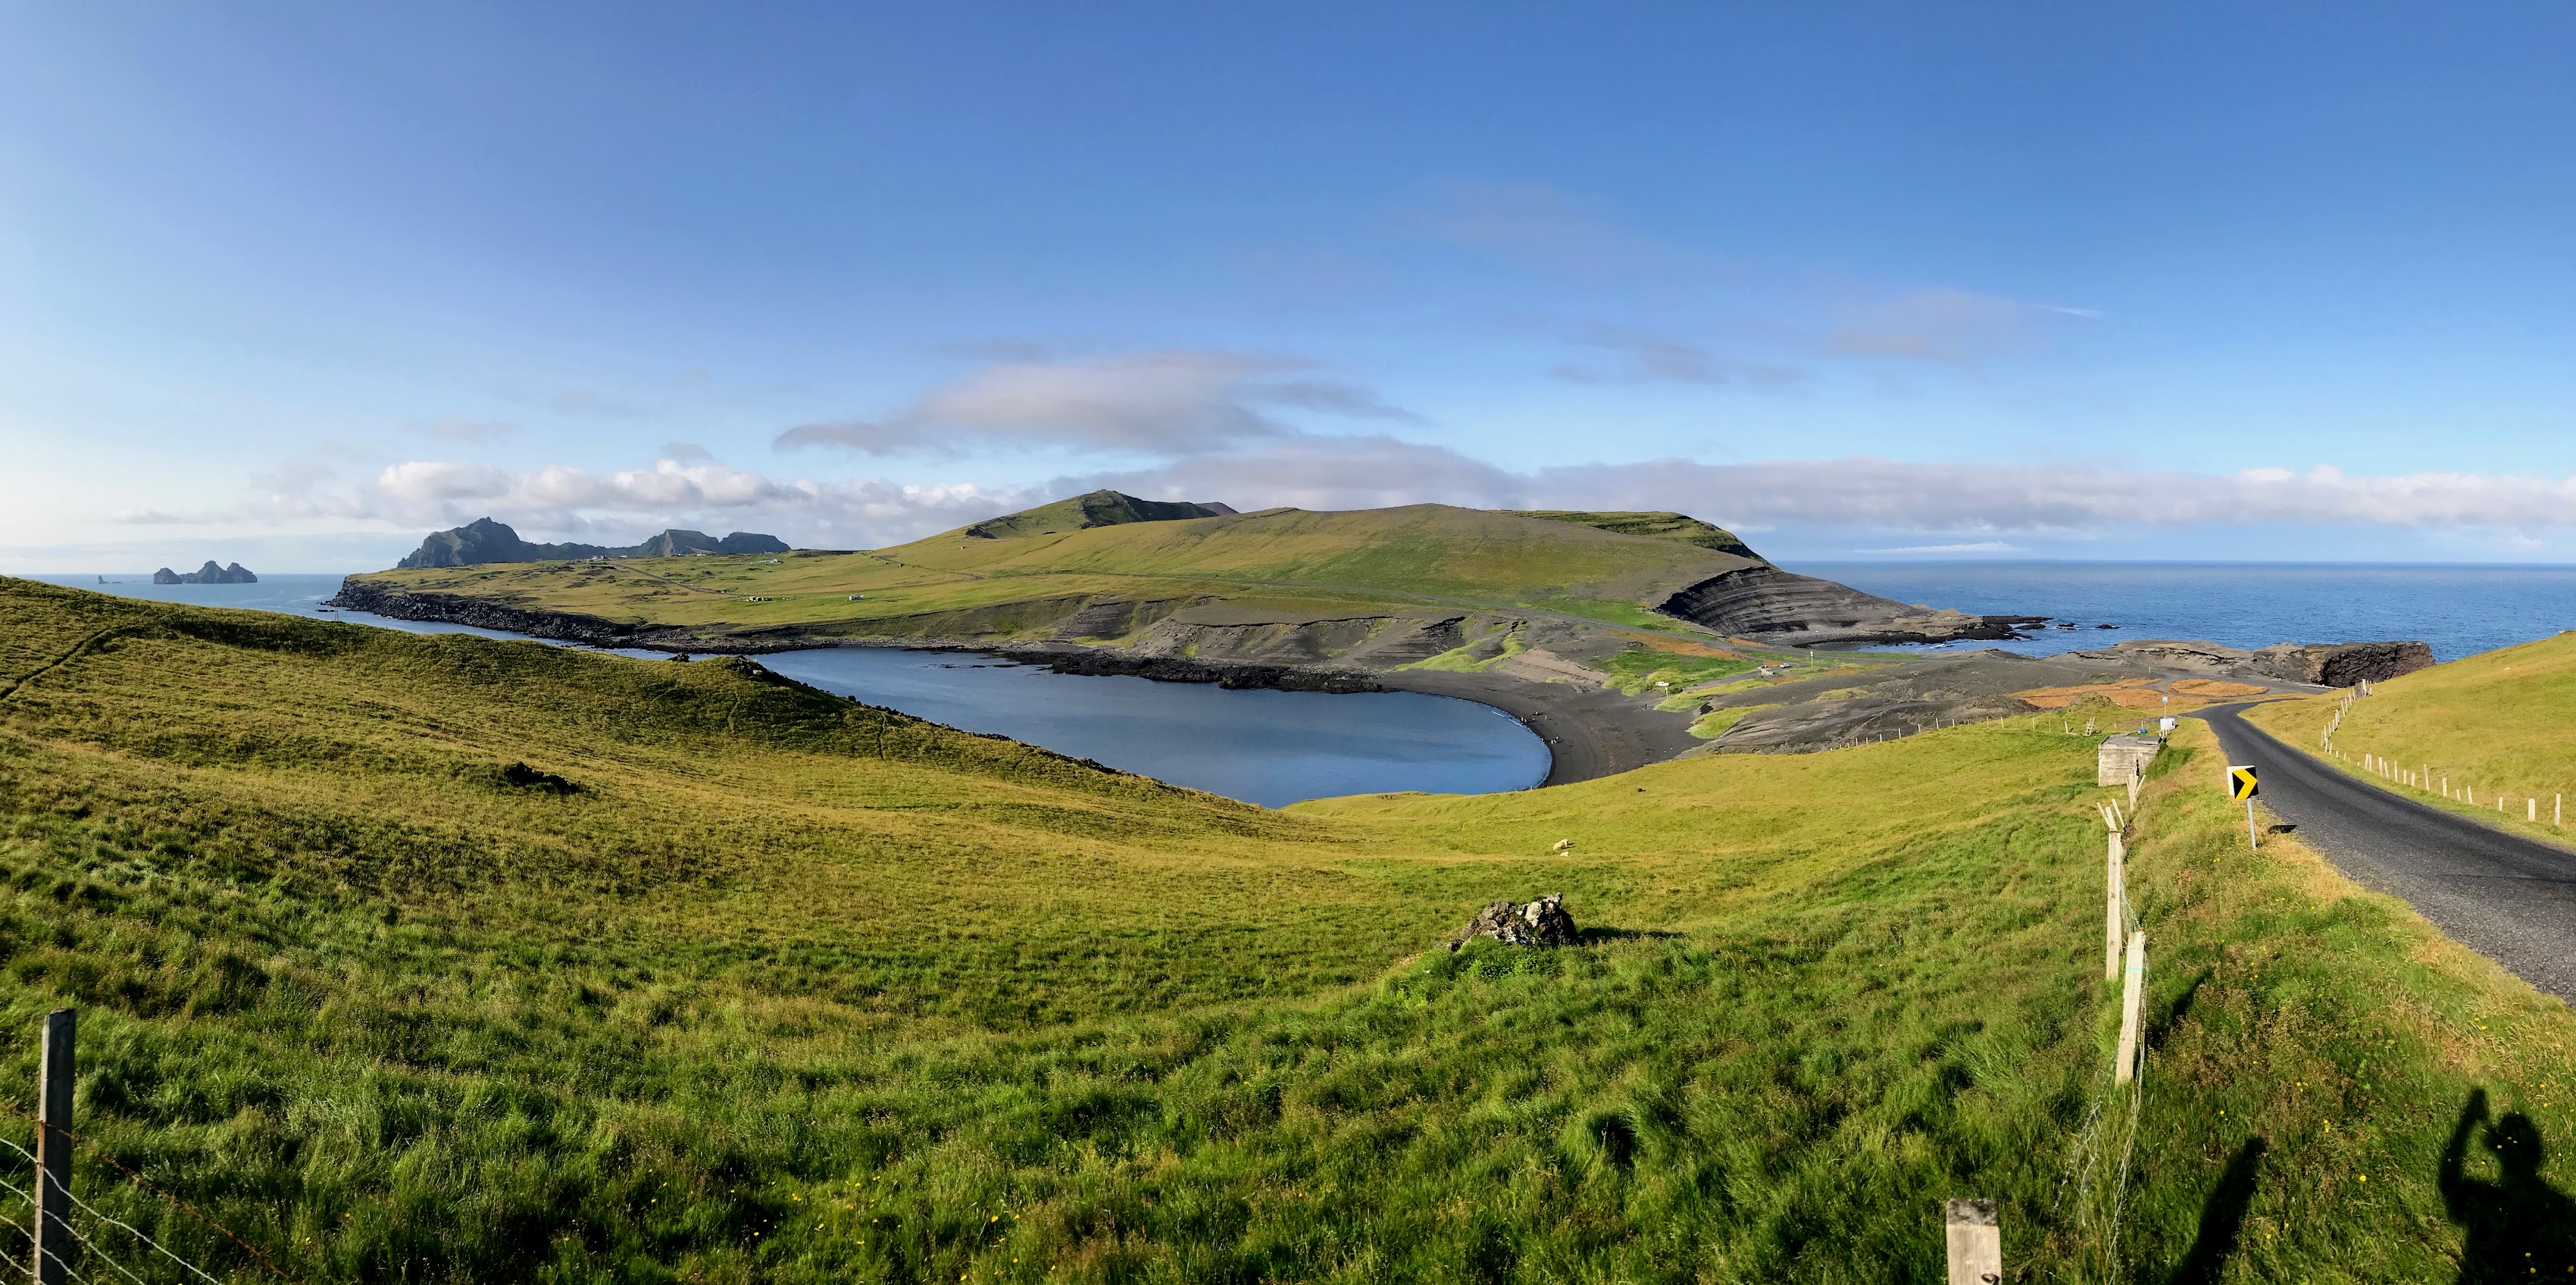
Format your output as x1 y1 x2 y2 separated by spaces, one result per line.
1654 565 2040 646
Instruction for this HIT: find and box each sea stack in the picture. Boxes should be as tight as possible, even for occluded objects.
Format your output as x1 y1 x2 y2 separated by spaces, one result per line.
152 561 258 584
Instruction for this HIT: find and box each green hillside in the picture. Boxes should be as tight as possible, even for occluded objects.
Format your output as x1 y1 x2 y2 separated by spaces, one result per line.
342 501 1769 644
958 489 1235 540
2247 630 2576 843
2 576 2570 1280
1515 510 1762 558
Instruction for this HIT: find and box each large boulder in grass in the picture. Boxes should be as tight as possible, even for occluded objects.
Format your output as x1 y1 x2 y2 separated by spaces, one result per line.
1445 894 1577 951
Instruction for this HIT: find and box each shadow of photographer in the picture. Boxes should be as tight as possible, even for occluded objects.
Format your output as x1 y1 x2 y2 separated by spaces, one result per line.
2443 1088 2576 1282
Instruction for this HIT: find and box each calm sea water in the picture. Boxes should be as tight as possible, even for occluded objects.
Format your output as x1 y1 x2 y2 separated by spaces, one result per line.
760 649 1549 807
1790 562 2576 663
23 574 1549 807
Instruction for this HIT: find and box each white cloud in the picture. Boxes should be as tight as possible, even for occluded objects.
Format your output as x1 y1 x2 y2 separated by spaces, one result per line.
1085 452 2576 536
103 439 2576 559
776 351 1413 457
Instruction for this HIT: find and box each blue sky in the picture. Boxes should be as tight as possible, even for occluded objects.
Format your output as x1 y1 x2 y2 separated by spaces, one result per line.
6 2 2576 570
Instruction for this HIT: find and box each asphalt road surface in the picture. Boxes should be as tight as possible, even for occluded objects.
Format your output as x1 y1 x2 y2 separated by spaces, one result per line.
2193 703 2576 1003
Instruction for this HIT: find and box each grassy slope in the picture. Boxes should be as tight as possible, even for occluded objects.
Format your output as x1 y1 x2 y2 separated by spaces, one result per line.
2246 630 2576 846
2 579 2571 1281
349 505 1762 641
1515 511 1761 558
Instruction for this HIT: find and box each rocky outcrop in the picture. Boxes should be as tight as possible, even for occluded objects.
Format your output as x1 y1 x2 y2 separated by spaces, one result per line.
327 578 698 647
2062 638 2434 687
1029 649 1384 693
1655 565 2041 646
1125 611 1468 668
396 518 789 569
152 561 257 585
1443 894 1577 950
2252 640 2437 686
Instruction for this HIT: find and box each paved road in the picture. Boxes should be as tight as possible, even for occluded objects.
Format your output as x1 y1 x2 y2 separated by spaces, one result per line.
2193 703 2576 1003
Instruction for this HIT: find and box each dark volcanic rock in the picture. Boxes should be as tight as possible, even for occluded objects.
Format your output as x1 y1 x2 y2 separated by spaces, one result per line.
1655 565 2040 647
2252 640 2436 686
1446 894 1577 950
499 761 578 793
152 561 257 584
1031 649 1385 693
2063 638 2434 688
328 577 699 648
395 517 789 569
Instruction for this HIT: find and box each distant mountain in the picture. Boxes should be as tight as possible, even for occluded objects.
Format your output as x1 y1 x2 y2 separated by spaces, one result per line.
395 518 791 569
152 561 258 585
961 489 1238 540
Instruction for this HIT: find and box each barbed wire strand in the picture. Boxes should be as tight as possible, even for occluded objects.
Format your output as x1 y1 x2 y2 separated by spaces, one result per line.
0 1174 105 1285
0 1136 223 1285
0 1165 150 1285
0 1104 289 1284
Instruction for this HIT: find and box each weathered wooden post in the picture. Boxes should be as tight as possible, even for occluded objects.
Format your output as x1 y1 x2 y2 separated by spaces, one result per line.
2106 832 2124 982
2115 933 2147 1085
33 1008 72 1285
1943 1199 2002 1284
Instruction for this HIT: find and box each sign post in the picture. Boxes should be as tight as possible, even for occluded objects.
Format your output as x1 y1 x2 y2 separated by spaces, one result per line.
2227 765 2259 850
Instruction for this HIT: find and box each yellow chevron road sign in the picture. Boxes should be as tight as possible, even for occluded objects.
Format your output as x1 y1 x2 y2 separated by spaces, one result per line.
2227 765 2259 801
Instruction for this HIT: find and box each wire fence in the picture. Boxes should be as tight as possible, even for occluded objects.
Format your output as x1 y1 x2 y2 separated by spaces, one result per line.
0 1017 289 1285
2049 771 2155 1283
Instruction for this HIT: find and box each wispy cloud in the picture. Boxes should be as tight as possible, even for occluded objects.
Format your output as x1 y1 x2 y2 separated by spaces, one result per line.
1552 324 1803 387
775 350 1415 457
1823 288 2090 364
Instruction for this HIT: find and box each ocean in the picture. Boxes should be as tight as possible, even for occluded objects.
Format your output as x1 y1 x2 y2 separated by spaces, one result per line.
1790 562 2576 662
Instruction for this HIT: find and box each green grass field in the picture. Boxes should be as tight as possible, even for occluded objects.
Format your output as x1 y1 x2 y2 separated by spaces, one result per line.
349 502 1767 647
3 577 2572 1281
2246 630 2576 846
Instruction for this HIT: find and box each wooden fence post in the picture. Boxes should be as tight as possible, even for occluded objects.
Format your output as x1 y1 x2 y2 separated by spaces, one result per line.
33 1008 73 1285
1943 1199 2002 1284
2106 833 2124 982
2115 933 2146 1086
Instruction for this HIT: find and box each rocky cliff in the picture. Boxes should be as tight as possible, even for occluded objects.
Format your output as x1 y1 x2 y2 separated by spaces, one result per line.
2060 638 2435 687
1655 565 2041 646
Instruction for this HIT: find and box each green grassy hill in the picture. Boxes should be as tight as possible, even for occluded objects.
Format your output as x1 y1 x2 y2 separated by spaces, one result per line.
3 576 2571 1281
2246 630 2576 843
342 499 1768 645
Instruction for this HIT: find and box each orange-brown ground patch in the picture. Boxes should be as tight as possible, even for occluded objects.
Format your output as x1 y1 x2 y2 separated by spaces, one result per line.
1615 631 1741 659
2012 678 2211 711
2170 678 2269 697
